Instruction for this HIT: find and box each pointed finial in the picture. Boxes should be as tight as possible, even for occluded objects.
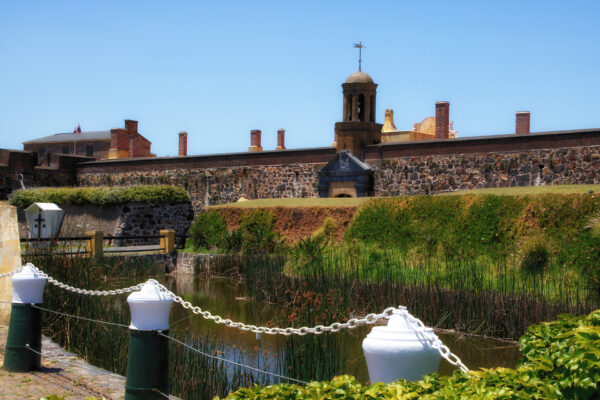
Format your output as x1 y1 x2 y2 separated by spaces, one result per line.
353 41 366 71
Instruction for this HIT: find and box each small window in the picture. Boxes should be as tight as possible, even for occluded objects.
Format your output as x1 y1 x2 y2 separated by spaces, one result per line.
62 145 69 154
86 145 93 157
39 147 46 159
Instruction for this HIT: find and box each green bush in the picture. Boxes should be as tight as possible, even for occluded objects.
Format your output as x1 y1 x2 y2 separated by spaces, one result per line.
237 209 283 254
520 236 551 274
285 236 328 274
219 309 600 399
311 217 339 244
188 211 228 250
9 185 190 208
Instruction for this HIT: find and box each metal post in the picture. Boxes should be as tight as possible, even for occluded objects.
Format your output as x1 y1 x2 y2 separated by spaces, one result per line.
125 282 173 400
85 230 103 256
159 230 175 254
3 264 47 372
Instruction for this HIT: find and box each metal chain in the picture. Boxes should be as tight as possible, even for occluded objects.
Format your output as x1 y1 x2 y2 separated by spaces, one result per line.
397 307 469 372
148 279 396 336
0 266 22 279
14 265 468 372
29 264 143 296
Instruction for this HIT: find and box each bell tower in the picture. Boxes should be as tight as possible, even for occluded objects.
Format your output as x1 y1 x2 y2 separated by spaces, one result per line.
334 70 383 157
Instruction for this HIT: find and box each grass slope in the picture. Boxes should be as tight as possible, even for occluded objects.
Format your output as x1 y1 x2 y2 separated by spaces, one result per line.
211 184 600 208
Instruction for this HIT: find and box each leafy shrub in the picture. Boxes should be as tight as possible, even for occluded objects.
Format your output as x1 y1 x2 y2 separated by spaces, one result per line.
218 310 600 399
586 214 600 237
520 237 551 274
310 217 339 243
188 211 228 250
9 185 189 208
286 236 328 273
237 210 283 254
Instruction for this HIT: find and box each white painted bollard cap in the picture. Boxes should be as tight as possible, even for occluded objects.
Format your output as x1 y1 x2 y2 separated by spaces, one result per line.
12 263 47 304
127 281 173 331
362 308 441 383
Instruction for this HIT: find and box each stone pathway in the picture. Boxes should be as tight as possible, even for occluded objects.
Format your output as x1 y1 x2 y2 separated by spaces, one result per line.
0 324 126 400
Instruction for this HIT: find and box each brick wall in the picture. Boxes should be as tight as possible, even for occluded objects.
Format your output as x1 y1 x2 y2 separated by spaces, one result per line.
0 149 90 199
24 140 110 160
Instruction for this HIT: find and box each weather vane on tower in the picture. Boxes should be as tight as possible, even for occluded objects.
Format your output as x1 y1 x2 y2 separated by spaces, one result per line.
354 41 365 71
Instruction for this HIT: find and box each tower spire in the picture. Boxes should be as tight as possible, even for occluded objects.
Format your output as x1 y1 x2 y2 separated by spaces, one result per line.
353 41 365 71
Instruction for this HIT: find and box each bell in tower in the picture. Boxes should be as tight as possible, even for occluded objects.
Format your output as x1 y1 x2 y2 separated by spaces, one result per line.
333 47 383 158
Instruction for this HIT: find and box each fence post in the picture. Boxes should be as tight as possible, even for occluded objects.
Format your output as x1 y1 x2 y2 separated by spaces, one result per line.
86 230 103 256
125 282 173 400
3 263 47 372
159 230 175 254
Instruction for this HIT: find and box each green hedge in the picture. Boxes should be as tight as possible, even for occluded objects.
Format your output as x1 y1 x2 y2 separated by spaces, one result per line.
219 309 600 399
9 185 190 208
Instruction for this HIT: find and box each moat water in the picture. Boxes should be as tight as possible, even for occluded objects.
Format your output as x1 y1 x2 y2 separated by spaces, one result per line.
160 275 521 382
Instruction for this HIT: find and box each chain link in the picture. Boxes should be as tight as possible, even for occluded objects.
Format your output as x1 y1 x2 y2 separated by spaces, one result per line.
29 264 143 296
0 266 22 279
145 279 396 336
397 307 469 372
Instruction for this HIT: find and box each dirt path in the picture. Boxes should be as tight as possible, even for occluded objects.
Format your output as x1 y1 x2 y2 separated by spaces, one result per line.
0 324 126 400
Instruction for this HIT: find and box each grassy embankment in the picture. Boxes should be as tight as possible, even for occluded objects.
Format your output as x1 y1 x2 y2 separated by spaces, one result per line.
210 183 600 209
201 185 600 338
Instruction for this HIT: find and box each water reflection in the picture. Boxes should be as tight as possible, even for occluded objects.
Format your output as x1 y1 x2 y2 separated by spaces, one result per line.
161 275 521 382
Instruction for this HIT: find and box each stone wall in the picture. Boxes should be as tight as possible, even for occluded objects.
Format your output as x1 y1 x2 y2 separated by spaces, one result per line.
77 144 600 210
67 129 600 210
78 164 322 212
115 202 193 245
0 149 91 200
372 145 600 196
106 252 235 275
16 202 194 245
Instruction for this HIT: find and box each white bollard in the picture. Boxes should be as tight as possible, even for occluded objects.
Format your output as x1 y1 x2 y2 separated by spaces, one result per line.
362 308 441 383
127 282 173 331
4 263 47 371
12 263 47 304
125 281 173 400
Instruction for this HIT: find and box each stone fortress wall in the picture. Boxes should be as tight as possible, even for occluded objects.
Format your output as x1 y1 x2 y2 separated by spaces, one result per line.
74 129 600 210
3 129 600 213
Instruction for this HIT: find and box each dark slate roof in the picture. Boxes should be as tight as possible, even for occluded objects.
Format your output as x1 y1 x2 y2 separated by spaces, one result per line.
23 131 111 144
321 150 373 172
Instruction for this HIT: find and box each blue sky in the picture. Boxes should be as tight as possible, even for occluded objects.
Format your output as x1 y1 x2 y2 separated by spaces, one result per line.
1 1 599 156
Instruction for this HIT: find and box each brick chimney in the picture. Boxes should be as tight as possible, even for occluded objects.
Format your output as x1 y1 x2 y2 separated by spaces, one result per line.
178 131 188 156
124 119 138 134
76 124 81 133
516 111 530 135
249 129 263 152
276 129 286 150
435 102 450 139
